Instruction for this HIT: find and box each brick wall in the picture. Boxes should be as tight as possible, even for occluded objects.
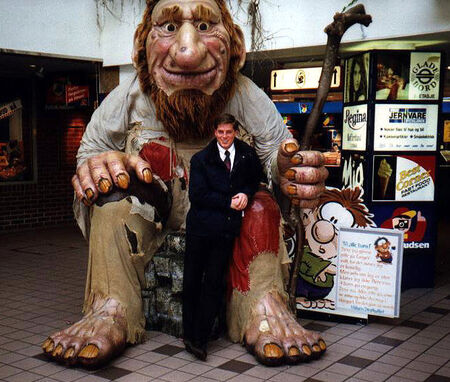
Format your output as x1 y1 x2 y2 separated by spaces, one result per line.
0 110 89 233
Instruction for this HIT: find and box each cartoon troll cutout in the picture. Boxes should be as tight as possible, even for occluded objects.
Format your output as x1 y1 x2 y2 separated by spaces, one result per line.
42 0 328 367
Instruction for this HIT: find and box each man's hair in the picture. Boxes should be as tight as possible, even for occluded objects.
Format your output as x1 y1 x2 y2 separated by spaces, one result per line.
214 113 239 131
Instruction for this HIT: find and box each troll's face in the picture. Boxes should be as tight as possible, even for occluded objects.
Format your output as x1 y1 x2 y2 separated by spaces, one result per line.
147 0 232 96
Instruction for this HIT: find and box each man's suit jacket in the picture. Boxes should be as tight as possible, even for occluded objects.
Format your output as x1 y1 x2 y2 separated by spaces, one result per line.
186 138 263 238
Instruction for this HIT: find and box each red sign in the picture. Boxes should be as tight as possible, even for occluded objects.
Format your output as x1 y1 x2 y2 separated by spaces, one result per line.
65 86 89 105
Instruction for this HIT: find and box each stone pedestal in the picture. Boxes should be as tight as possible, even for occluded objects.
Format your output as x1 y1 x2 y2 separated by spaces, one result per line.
142 232 185 337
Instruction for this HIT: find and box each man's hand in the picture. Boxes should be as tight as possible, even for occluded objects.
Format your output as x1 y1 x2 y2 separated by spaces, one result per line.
277 138 328 209
72 151 152 206
231 193 248 211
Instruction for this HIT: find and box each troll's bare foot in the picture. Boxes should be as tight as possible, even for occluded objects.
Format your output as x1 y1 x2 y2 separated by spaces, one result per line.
42 296 127 368
244 292 326 366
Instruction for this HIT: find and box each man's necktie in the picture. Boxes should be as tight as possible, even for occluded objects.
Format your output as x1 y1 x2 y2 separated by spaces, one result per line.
224 150 231 172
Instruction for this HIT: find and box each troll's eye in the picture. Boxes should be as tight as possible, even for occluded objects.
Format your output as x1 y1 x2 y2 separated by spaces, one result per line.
163 23 177 32
197 22 210 31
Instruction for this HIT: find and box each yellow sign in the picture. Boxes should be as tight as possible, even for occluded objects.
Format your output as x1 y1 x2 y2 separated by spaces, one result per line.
444 120 450 143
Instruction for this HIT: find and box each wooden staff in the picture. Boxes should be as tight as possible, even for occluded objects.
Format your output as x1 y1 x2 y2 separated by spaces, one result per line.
288 4 372 312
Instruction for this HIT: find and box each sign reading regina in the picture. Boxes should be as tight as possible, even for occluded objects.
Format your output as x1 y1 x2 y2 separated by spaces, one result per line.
343 104 368 151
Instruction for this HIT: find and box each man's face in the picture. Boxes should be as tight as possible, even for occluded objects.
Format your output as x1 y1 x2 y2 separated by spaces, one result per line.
215 123 237 150
147 0 231 96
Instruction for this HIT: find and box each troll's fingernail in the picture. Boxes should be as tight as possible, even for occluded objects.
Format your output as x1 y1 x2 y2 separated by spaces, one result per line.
290 154 304 165
85 188 94 201
98 178 112 193
284 142 299 153
82 198 91 207
287 185 297 195
117 173 129 189
284 169 296 180
142 168 152 183
291 198 300 206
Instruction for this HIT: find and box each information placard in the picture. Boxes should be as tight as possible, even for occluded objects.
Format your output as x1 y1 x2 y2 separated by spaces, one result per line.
374 104 438 151
343 104 368 151
336 227 403 318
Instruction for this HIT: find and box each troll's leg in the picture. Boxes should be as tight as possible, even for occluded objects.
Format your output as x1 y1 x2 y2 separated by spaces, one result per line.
42 197 162 367
227 191 326 366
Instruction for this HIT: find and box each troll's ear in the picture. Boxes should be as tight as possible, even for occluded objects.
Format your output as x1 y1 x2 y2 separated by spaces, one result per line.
232 24 246 70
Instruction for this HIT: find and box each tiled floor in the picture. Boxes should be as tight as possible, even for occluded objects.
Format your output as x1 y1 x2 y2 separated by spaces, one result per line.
1 226 450 382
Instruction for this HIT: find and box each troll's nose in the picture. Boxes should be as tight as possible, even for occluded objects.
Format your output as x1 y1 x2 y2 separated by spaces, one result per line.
170 23 207 69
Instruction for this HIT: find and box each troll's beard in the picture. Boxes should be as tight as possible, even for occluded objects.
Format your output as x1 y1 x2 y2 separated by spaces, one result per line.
149 73 236 143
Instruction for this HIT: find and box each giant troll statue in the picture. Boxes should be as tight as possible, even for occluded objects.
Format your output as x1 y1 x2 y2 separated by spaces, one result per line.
42 0 328 367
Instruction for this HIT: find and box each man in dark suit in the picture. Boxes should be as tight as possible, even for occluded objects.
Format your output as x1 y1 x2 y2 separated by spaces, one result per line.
183 113 263 360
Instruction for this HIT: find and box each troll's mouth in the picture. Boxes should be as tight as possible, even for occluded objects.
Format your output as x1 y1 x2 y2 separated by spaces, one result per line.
161 67 218 88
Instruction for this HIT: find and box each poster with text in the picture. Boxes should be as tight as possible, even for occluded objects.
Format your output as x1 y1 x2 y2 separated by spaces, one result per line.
343 104 368 151
374 104 438 151
342 152 366 191
373 155 435 201
336 227 403 317
409 52 440 100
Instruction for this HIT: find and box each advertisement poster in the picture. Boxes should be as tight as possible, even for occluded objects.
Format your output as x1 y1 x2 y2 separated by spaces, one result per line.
373 205 434 251
373 155 435 201
409 52 440 100
336 227 403 318
374 104 438 151
296 187 375 316
343 104 368 151
345 53 369 103
342 152 366 190
376 52 410 100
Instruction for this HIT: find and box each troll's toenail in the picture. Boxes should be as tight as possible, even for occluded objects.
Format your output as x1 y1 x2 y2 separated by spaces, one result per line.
302 344 312 356
319 340 327 350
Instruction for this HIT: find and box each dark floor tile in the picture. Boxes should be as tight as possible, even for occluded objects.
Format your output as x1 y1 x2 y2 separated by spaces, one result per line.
424 307 450 315
218 359 255 373
425 375 450 382
94 366 132 380
152 344 184 356
401 320 429 330
371 336 404 347
337 355 373 368
303 323 331 332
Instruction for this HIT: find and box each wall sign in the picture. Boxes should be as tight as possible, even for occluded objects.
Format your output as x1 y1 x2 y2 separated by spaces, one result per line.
373 155 435 201
374 204 434 250
342 153 365 190
336 227 403 318
271 66 341 91
343 104 368 151
374 104 438 151
409 52 441 100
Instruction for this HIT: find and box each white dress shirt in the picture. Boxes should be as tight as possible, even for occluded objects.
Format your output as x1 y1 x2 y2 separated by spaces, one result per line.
217 142 236 171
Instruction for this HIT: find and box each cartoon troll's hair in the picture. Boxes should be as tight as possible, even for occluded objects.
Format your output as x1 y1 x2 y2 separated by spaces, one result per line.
319 187 375 228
